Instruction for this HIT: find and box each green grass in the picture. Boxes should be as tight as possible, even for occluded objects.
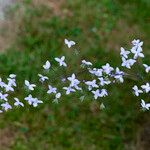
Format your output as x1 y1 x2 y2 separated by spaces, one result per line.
0 0 150 149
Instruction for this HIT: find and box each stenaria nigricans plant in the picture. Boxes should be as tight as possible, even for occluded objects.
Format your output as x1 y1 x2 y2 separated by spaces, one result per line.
0 38 149 113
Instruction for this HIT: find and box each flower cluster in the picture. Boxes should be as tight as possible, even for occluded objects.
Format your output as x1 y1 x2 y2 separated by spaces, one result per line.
0 38 149 113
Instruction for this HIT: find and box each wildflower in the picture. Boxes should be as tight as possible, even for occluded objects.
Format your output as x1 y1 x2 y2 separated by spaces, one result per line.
1 102 12 111
55 56 67 67
55 93 61 99
102 63 114 74
113 67 124 83
9 74 16 78
141 99 150 110
4 83 14 92
7 78 16 87
32 98 43 107
14 98 24 107
131 39 144 59
67 74 81 90
143 64 150 73
121 57 136 69
92 89 101 99
47 85 57 94
120 47 130 59
38 74 49 83
63 86 75 95
98 77 111 86
141 83 150 93
85 80 98 91
43 60 51 70
95 69 103 77
25 80 36 91
0 110 3 113
64 39 75 48
0 78 5 88
100 89 108 97
0 92 8 101
132 85 143 96
81 60 92 66
24 94 34 105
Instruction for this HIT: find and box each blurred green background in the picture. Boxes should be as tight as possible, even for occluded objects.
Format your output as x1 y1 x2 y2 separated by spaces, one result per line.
0 0 150 149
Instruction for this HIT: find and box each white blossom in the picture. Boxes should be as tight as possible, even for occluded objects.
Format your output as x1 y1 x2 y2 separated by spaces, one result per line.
120 47 130 59
38 74 49 83
63 86 75 95
81 60 92 66
14 98 24 107
98 77 111 86
47 85 57 94
43 60 51 70
114 67 124 83
4 83 14 92
64 39 75 48
141 99 150 110
55 93 61 99
141 83 150 93
0 92 8 101
85 80 98 91
55 56 67 67
25 80 36 91
132 85 143 96
1 102 12 111
102 63 114 74
143 64 150 73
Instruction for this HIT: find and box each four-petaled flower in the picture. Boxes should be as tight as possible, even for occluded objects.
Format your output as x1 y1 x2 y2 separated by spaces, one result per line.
55 56 67 67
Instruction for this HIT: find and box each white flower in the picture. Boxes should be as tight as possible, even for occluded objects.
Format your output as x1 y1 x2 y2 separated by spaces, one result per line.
85 80 98 91
64 39 75 48
24 95 42 107
43 60 51 70
102 63 114 74
120 47 130 59
25 80 36 91
121 57 136 69
0 78 5 88
114 67 124 83
81 60 92 66
92 89 101 99
55 56 67 67
1 102 12 111
38 74 49 83
131 39 144 59
0 92 8 101
141 83 150 93
24 94 34 105
47 85 57 94
132 39 143 47
4 83 14 92
0 110 3 113
143 64 150 73
63 86 75 95
141 99 150 110
131 48 144 59
100 89 108 97
32 98 43 107
94 69 103 77
132 85 143 96
9 74 16 78
55 93 61 99
98 77 111 86
14 98 24 107
67 74 81 90
7 78 16 87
